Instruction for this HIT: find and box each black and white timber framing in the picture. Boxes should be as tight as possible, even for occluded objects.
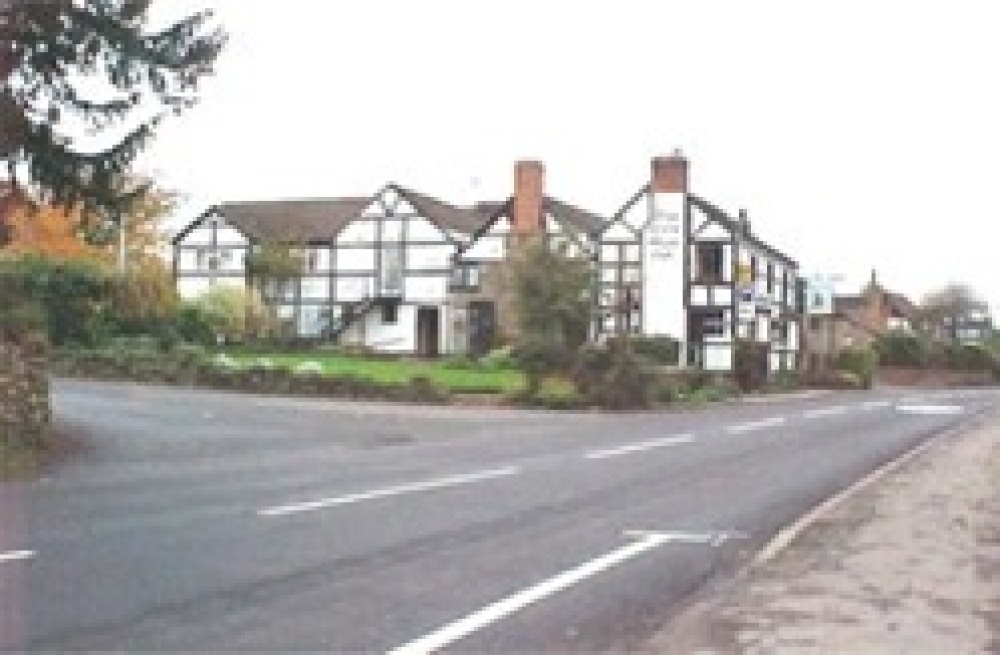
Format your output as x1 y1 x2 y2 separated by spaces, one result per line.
172 157 806 370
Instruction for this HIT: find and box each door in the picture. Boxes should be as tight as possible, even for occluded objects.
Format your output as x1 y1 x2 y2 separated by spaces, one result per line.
468 301 496 357
416 307 440 358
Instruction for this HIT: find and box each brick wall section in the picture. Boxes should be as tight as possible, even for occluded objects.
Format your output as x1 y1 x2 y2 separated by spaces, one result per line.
0 338 50 450
651 154 688 193
512 160 544 237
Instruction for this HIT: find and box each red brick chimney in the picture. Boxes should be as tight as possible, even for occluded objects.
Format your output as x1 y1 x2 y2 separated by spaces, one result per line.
512 159 544 237
651 150 689 194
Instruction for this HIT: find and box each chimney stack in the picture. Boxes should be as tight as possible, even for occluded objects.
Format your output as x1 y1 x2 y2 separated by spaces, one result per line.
513 159 544 237
651 149 688 194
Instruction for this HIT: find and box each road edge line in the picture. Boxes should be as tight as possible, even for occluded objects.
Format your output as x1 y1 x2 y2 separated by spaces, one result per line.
752 405 997 566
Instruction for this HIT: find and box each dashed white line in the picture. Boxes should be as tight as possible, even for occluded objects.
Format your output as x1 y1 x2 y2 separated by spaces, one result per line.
387 531 677 655
896 404 964 416
259 466 521 517
859 400 891 411
802 405 849 419
726 416 787 434
585 435 694 460
0 550 35 564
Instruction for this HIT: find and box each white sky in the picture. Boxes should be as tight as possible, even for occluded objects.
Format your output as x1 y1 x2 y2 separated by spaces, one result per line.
141 0 1000 314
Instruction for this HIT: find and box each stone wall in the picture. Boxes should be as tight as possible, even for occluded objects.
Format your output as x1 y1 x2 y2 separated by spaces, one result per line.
0 337 49 450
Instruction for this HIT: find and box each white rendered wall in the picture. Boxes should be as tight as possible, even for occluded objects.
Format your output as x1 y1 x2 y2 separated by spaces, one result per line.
642 192 687 355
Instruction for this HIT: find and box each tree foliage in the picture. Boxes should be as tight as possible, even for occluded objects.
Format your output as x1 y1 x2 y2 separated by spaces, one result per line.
504 236 594 397
917 283 989 341
1 0 225 217
0 252 112 344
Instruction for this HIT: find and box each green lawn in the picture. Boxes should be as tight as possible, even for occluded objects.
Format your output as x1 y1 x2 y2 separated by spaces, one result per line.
217 351 527 394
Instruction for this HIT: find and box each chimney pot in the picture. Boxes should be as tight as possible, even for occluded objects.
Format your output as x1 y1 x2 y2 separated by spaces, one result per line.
651 153 689 194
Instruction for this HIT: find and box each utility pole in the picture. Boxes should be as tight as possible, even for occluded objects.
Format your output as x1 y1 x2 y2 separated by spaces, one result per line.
117 210 126 274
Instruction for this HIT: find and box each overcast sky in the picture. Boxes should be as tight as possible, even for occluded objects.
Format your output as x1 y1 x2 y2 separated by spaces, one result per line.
143 0 1000 313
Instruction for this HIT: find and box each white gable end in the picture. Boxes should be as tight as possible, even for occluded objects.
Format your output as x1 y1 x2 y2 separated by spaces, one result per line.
602 221 636 241
694 221 731 241
622 194 649 231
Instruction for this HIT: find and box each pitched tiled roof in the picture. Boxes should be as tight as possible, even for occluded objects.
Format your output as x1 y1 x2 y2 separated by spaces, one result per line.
216 198 372 242
834 295 865 315
688 194 797 267
886 291 917 319
393 185 498 236
544 196 606 235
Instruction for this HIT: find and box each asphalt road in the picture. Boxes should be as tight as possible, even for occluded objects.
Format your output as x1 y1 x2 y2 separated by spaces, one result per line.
1 380 996 652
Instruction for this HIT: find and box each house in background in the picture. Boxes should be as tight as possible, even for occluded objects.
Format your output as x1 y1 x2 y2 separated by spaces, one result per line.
172 155 807 374
803 270 919 369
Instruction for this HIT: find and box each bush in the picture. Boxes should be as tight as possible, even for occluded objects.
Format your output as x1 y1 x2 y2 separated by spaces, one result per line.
190 285 273 344
874 331 927 367
941 343 996 372
480 346 517 370
622 335 680 366
835 347 876 389
572 342 656 409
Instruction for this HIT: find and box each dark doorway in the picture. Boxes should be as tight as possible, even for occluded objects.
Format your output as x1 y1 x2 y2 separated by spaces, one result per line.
416 307 440 358
468 301 496 357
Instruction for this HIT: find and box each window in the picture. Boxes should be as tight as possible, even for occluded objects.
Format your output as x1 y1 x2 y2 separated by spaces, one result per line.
695 243 724 282
450 263 481 291
381 302 399 325
195 247 209 270
809 316 822 332
766 262 774 293
304 249 320 273
380 243 403 295
695 311 726 338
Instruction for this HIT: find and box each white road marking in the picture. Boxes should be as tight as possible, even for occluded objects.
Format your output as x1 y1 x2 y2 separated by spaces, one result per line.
584 435 694 460
859 400 891 411
802 405 849 419
896 404 964 415
726 416 786 434
259 466 521 517
388 530 706 655
0 550 35 564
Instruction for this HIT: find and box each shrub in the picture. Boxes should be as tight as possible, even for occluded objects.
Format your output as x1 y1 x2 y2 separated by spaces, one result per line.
480 346 517 370
623 335 680 366
874 331 927 367
189 285 273 344
944 343 995 371
172 303 216 346
835 347 877 389
572 342 656 410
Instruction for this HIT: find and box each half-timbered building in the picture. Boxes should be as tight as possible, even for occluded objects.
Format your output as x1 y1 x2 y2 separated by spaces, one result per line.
588 155 804 373
172 155 807 372
172 186 494 356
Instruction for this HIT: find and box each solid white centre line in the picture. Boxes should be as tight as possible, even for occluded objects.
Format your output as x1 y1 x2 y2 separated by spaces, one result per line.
259 466 521 517
802 405 849 419
585 434 694 460
0 550 35 564
726 416 786 434
387 531 676 655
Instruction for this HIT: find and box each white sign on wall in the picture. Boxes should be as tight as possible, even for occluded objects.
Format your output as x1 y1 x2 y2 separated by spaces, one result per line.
643 193 687 355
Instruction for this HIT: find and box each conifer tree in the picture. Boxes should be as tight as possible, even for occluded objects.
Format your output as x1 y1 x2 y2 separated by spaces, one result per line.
0 0 225 217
